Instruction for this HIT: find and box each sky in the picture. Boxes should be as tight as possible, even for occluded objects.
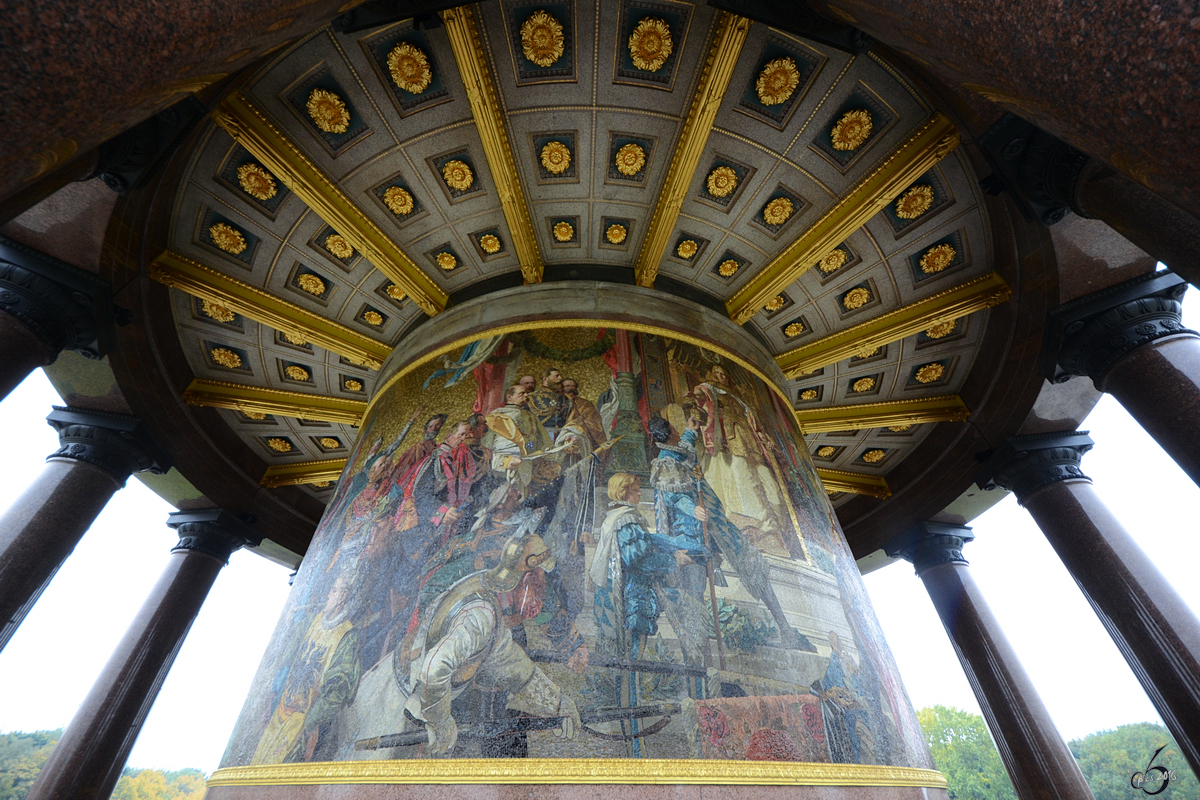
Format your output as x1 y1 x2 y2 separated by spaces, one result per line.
0 292 1196 774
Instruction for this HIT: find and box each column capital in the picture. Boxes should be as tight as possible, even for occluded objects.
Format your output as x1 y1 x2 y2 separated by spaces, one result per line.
0 236 117 361
885 521 975 575
46 406 172 484
978 113 1092 226
1045 270 1196 385
166 509 260 563
977 430 1094 505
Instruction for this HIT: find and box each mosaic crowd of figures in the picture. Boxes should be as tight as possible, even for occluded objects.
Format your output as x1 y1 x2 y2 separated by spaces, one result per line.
222 325 931 769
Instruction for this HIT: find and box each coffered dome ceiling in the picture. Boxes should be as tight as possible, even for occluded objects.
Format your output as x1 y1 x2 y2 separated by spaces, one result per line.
143 0 1024 554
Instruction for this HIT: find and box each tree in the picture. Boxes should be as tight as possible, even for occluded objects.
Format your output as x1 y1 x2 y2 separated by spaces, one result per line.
110 768 207 800
917 706 1016 800
1070 722 1195 800
0 729 62 800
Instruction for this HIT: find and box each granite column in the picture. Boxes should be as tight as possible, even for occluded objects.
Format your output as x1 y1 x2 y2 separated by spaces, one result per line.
889 523 1093 800
983 432 1200 774
0 407 169 651
26 510 253 800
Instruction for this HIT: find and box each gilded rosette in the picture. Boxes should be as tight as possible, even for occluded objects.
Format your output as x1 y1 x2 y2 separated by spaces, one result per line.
285 365 310 381
919 243 956 274
540 141 571 174
831 109 873 151
211 347 242 369
819 249 847 274
237 163 277 200
800 389 818 400
756 57 800 105
915 363 945 383
706 165 738 198
383 186 414 216
521 10 565 67
363 311 384 326
862 449 885 463
344 379 363 392
817 445 836 457
266 437 293 453
614 143 646 176
436 252 458 270
762 197 793 225
479 234 501 254
718 259 740 277
325 234 354 260
628 17 672 72
306 88 351 134
765 295 786 312
785 321 805 337
895 184 934 219
853 377 876 392
209 223 247 255
296 274 326 296
387 43 433 94
606 224 627 244
283 332 308 345
319 437 341 449
386 284 406 301
676 239 698 259
442 159 474 191
843 287 871 309
553 221 574 242
201 299 236 322
924 320 956 339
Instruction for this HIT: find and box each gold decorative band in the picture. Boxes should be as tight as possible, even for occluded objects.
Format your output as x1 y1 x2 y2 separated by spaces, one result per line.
152 250 391 370
182 379 366 425
726 112 961 325
776 272 1011 379
207 759 946 788
816 469 891 499
794 395 969 434
261 458 349 488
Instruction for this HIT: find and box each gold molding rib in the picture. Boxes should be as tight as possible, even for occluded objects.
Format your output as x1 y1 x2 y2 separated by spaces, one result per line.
211 91 448 315
261 458 348 488
777 272 1011 379
726 112 961 324
634 11 751 288
794 395 969 434
151 250 391 369
442 5 544 284
816 469 891 499
208 759 946 787
182 379 366 425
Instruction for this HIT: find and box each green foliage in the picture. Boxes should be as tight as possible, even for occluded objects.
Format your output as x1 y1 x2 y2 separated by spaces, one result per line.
917 706 1016 800
1069 722 1195 799
0 729 205 800
706 598 777 652
0 729 62 800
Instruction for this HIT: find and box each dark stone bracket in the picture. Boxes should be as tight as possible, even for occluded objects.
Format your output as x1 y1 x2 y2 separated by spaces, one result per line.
46 406 173 482
978 113 1091 227
885 521 975 575
976 430 1094 505
167 508 262 562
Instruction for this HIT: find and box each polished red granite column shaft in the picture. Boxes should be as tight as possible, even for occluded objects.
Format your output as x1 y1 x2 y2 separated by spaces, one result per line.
1099 337 1200 489
0 312 52 403
0 459 122 651
27 513 248 800
803 0 1200 220
894 525 1094 800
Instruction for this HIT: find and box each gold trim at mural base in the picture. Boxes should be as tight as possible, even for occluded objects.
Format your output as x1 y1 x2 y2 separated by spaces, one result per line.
628 17 673 72
207 759 948 788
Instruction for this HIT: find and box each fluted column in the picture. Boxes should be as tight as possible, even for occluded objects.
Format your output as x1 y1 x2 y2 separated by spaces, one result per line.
888 523 1094 800
0 236 114 402
982 431 1200 774
1048 271 1200 489
27 510 254 800
0 407 170 651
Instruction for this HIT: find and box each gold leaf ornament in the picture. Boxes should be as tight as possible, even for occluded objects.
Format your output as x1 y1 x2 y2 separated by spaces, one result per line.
843 287 871 309
243 411 267 420
442 159 474 191
319 437 341 449
676 240 698 259
819 249 848 273
325 233 354 260
383 186 414 216
614 143 646 176
363 310 384 326
856 347 879 359
387 42 432 94
763 197 793 225
267 437 292 453
756 57 800 105
862 449 886 464
896 184 935 219
920 243 957 274
925 320 957 339
852 376 876 392
296 273 326 296
888 424 913 432
831 109 873 151
345 379 364 392
540 141 571 174
553 221 574 242
765 295 786 312
784 321 805 337
386 284 406 301
718 259 740 277
236 163 277 200
479 234 501 254
606 224 627 244
915 362 946 383
285 365 310 381
201 299 235 322
436 252 457 270
306 88 351 134
209 222 247 255
312 480 332 488
706 166 738 198
210 347 242 369
799 389 818 400
816 446 836 457
283 332 308 346
628 17 672 72
520 10 565 68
